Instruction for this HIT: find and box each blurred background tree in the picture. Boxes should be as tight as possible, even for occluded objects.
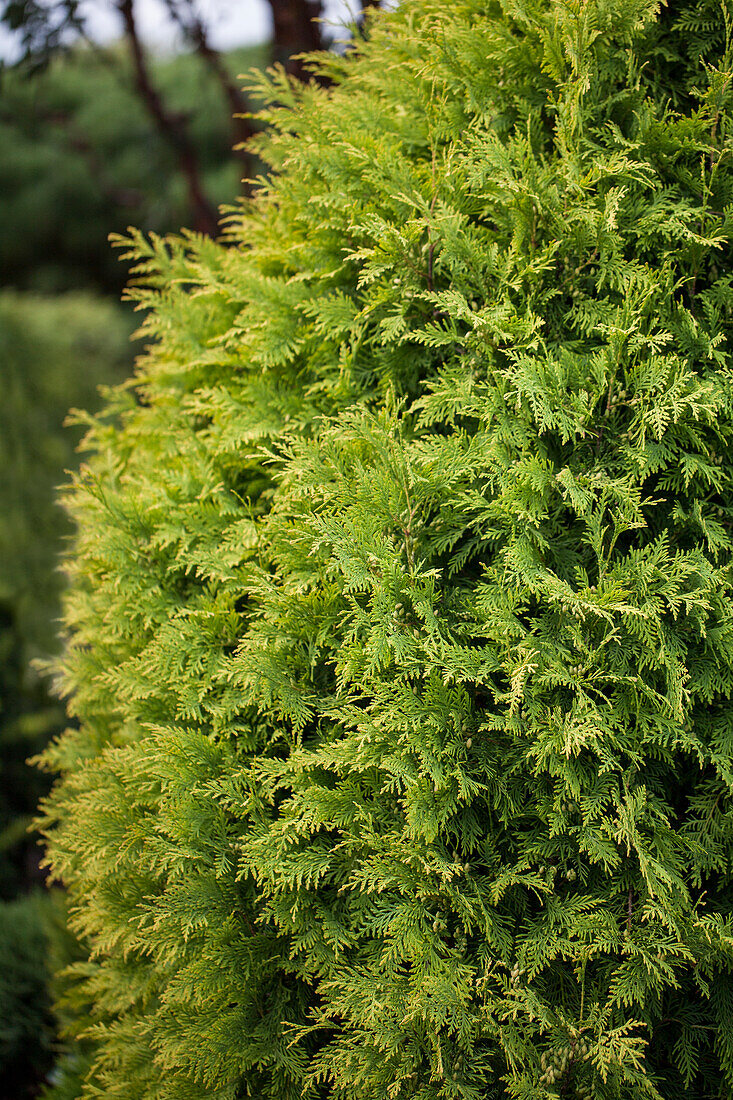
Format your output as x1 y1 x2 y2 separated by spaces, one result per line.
0 41 263 292
0 290 134 1099
0 1 383 1094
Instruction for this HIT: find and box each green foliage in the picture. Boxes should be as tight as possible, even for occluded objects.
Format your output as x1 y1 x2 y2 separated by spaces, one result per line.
0 891 56 1094
0 42 266 293
0 889 76 1098
0 290 133 665
39 2 733 1098
0 291 133 1091
0 287 131 893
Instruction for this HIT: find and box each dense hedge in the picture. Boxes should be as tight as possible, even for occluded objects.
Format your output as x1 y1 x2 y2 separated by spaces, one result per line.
41 3 733 1098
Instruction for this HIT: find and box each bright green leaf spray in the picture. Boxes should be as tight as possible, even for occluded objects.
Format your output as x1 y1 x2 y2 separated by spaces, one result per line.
40 2 733 1097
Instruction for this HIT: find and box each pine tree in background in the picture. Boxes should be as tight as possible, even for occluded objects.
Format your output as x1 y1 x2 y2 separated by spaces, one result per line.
39 2 733 1097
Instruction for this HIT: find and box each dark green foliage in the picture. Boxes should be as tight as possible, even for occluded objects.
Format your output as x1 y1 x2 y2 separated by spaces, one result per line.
0 42 266 293
40 2 733 1098
1 289 132 898
1 291 133 660
0 892 55 1095
0 291 133 1092
0 890 70 1098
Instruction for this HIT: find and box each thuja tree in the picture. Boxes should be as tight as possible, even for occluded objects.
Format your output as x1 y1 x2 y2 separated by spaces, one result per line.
40 1 733 1098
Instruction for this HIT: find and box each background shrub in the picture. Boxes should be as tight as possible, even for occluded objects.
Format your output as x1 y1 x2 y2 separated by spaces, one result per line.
40 2 733 1098
1 291 133 661
0 290 133 1094
0 892 56 1096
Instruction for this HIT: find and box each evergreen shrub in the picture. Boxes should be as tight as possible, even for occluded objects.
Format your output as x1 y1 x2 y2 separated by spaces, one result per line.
40 2 733 1098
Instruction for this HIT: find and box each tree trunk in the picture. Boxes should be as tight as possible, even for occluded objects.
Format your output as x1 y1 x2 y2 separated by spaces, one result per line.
161 0 255 159
117 0 219 238
267 0 325 82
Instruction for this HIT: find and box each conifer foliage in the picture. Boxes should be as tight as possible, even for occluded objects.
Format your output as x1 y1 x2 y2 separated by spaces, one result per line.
41 2 733 1097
